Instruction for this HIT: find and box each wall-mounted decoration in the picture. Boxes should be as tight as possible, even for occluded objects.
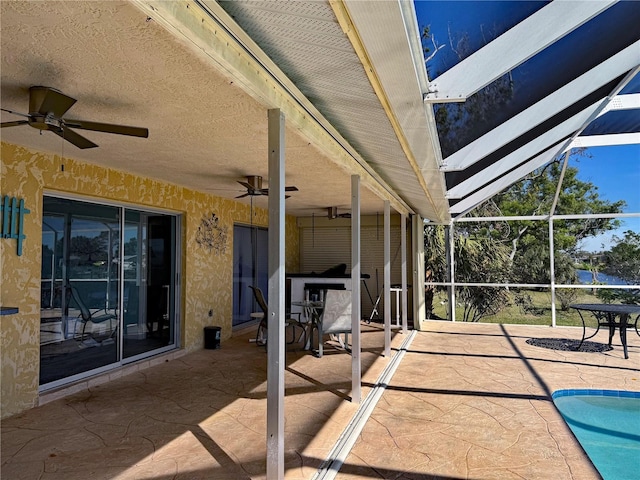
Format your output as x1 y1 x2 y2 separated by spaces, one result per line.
1 195 30 256
196 213 228 255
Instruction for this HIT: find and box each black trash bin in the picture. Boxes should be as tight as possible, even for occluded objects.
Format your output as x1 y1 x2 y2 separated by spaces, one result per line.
204 326 221 349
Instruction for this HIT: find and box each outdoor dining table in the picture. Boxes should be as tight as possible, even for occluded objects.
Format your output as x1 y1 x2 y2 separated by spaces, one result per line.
570 303 640 359
291 300 324 351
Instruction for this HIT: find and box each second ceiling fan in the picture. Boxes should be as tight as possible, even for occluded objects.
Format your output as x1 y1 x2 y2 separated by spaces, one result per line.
327 206 351 219
236 175 298 199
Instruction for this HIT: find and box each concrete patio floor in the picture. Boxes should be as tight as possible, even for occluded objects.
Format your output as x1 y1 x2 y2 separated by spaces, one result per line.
2 321 639 479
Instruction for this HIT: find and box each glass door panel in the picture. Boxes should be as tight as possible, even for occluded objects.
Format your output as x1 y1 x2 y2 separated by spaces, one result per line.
122 212 176 359
40 214 66 343
122 210 146 353
40 198 120 385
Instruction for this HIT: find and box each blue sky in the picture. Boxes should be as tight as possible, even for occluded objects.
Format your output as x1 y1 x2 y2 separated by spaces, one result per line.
572 144 640 214
573 144 640 252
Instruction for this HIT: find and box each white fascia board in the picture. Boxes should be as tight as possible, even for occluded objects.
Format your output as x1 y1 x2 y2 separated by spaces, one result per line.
343 0 448 221
450 145 561 215
447 103 600 199
442 41 640 171
424 0 616 102
568 132 640 150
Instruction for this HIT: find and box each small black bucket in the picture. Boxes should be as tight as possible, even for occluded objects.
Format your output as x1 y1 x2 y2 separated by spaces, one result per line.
204 326 221 349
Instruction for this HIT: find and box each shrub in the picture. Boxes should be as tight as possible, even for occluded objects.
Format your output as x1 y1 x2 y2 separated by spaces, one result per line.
556 288 579 311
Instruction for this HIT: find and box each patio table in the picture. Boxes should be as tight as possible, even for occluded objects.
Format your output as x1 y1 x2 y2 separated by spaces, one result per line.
570 303 640 359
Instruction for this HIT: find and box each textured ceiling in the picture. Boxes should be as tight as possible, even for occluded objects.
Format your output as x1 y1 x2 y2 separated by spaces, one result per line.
217 0 447 221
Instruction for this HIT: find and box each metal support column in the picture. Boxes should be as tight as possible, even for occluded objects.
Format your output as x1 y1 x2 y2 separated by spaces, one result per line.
266 108 285 480
351 175 362 403
548 151 570 328
412 215 425 329
549 217 557 327
401 213 408 334
384 200 391 357
447 222 456 322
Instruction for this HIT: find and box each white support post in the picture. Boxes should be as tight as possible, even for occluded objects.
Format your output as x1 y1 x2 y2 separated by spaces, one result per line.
549 217 557 328
412 215 425 330
351 175 362 403
266 108 285 480
401 213 408 334
448 222 456 322
384 201 391 357
549 150 570 329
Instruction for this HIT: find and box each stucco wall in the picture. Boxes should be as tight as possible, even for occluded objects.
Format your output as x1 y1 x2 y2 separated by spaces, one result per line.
0 141 299 418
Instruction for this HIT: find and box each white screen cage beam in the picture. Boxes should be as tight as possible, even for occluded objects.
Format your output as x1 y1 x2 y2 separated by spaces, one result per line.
441 43 640 172
568 132 640 150
451 68 640 218
450 144 560 216
446 104 601 200
423 0 616 103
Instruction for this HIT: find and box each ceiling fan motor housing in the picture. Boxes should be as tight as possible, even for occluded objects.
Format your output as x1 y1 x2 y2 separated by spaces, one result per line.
246 175 263 191
28 86 69 131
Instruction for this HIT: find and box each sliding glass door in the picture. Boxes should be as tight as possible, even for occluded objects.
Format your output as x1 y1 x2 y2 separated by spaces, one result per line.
40 196 179 387
232 225 268 326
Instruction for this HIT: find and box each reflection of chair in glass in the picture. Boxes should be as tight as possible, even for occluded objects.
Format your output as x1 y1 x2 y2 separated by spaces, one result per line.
315 289 352 358
249 285 302 346
68 284 117 343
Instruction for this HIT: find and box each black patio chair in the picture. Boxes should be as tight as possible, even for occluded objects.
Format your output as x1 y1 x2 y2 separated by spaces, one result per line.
68 284 117 343
249 285 303 347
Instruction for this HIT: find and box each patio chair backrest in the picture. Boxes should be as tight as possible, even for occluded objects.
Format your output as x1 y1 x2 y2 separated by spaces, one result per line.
68 284 92 322
321 289 352 335
249 285 268 316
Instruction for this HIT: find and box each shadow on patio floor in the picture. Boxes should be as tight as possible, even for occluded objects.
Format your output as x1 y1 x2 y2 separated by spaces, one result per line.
2 321 639 479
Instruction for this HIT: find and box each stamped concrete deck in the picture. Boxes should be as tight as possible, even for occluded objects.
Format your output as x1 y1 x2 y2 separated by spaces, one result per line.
2 321 639 479
341 321 640 479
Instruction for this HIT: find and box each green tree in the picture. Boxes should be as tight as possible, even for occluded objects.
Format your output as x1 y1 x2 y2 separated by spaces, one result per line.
454 233 511 322
71 235 107 263
472 159 625 283
603 230 640 284
424 224 511 321
597 231 640 304
424 224 446 318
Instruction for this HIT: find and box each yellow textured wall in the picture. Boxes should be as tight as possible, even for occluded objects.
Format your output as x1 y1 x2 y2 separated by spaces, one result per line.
0 141 299 418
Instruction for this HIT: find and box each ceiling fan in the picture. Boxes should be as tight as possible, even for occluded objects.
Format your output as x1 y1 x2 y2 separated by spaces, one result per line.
327 206 351 219
0 86 149 149
236 175 298 199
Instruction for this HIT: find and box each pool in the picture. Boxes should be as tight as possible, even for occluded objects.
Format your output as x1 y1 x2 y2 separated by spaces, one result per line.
553 390 640 480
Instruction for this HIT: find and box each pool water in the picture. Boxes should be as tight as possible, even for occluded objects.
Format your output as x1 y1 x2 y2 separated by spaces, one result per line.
553 390 640 480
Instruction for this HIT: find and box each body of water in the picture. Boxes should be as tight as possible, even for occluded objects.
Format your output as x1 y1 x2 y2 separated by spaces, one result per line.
576 269 628 285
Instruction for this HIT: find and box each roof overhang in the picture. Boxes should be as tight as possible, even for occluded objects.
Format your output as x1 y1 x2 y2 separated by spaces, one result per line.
1 0 449 221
